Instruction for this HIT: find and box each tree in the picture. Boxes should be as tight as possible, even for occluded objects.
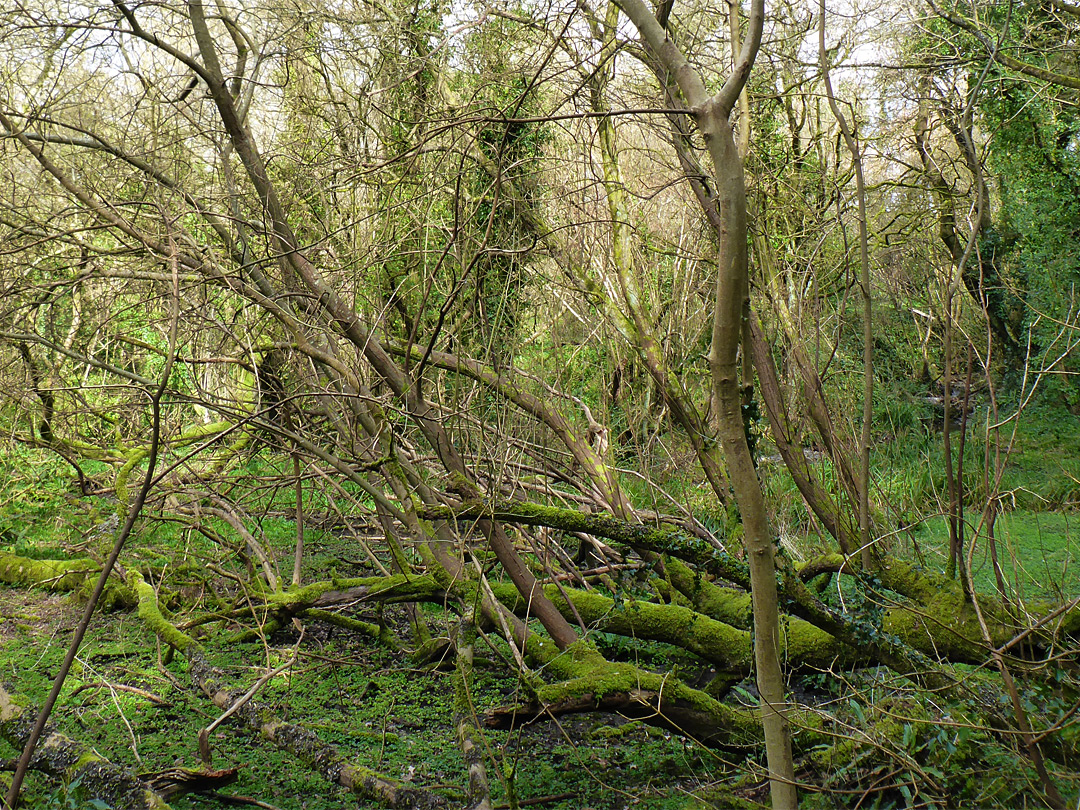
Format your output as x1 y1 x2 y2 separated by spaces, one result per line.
603 0 797 805
1 0 1080 807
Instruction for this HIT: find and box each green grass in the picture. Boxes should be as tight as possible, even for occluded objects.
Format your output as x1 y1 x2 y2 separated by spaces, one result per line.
1 601 716 810
751 394 1080 582
914 510 1080 600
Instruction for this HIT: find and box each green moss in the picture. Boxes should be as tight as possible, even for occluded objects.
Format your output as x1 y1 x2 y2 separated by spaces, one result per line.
266 573 444 609
589 720 666 740
663 557 752 628
525 640 762 747
70 750 105 771
129 570 196 652
115 421 233 504
114 446 150 507
0 551 135 608
0 552 98 592
780 616 850 667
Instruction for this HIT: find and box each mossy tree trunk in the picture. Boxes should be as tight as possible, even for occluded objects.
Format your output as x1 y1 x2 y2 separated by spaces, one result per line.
0 682 170 810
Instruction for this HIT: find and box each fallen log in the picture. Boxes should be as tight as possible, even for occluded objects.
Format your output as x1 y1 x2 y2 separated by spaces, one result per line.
128 571 448 810
0 551 134 610
0 682 169 810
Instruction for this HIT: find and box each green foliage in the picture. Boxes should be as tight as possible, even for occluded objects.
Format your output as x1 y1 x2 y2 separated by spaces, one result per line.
28 777 111 810
0 448 93 555
799 674 1064 809
981 74 1080 357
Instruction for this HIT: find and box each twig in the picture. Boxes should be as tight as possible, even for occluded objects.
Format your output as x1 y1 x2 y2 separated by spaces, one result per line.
199 625 305 763
494 793 577 809
208 794 286 810
69 682 170 706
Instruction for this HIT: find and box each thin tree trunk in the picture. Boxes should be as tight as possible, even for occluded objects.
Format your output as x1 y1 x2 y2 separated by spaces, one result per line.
820 0 874 571
292 451 304 588
610 1 796 805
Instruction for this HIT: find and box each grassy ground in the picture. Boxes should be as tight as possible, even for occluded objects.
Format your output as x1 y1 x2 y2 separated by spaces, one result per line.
0 452 736 809
0 592 735 810
751 396 1080 599
914 510 1079 600
3 395 1079 808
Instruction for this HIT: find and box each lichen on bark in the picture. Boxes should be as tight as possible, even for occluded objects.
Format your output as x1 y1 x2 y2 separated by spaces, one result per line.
0 682 170 810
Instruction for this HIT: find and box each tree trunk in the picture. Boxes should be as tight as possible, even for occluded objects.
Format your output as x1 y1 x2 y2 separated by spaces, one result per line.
591 2 796 804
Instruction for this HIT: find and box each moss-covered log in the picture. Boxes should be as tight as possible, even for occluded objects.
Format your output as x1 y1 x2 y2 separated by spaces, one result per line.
451 608 493 810
265 573 446 611
0 552 99 593
486 640 765 749
0 682 169 810
416 548 770 751
424 500 1080 689
0 551 134 610
183 573 447 645
667 554 998 663
114 421 234 505
491 581 858 680
790 554 1079 661
128 572 448 809
876 556 1080 649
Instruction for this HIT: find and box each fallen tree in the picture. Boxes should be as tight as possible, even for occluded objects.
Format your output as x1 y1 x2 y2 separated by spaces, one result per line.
0 682 169 810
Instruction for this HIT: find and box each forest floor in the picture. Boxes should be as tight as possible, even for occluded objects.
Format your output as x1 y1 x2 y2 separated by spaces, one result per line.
0 580 739 809
3 410 1080 808
0 472 746 810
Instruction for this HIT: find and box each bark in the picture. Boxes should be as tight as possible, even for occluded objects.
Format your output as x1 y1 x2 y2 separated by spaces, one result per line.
0 683 169 810
606 0 795 801
451 505 1080 665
